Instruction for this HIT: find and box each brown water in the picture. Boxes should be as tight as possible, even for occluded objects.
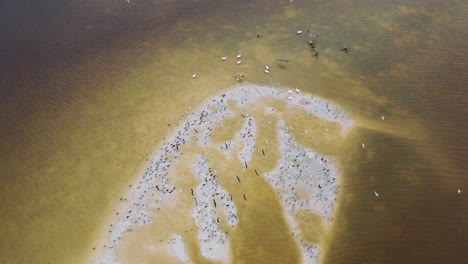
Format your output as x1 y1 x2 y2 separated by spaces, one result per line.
1 0 467 263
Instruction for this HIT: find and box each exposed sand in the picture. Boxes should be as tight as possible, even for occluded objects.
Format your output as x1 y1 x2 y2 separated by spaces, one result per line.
92 84 352 264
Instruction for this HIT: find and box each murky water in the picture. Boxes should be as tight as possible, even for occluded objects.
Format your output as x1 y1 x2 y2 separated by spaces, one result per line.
1 0 467 263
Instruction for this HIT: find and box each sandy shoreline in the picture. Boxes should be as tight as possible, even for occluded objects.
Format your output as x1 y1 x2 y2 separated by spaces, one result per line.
92 84 352 264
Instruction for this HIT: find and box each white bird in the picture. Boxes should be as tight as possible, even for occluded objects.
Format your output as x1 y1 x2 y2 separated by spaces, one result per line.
458 189 462 194
264 69 270 74
381 115 385 121
296 30 303 34
362 143 366 148
295 88 300 93
374 191 379 197
236 54 242 59
234 72 244 81
236 60 242 65
265 65 270 70
288 96 294 100
221 56 227 61
288 89 293 94
308 32 318 38
192 74 197 79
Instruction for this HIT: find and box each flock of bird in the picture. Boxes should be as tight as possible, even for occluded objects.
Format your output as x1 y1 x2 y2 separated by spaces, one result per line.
190 28 351 82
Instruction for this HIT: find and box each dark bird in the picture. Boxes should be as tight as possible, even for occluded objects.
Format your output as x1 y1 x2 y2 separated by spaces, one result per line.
243 194 248 201
274 59 290 62
255 169 259 176
236 175 241 183
262 149 265 155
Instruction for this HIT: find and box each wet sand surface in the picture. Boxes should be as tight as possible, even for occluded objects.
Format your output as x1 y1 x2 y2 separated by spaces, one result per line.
1 0 467 263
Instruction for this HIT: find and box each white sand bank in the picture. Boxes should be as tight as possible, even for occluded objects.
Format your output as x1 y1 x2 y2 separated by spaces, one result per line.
93 85 351 264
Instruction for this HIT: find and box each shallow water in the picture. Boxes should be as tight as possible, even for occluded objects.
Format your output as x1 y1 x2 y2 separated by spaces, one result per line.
0 0 467 263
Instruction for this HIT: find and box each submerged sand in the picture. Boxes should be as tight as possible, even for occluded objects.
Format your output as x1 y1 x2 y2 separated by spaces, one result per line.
93 85 352 264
